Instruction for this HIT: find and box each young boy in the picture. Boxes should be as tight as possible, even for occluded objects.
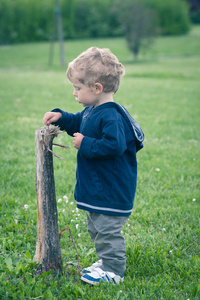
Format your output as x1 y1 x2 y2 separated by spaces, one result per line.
43 47 144 285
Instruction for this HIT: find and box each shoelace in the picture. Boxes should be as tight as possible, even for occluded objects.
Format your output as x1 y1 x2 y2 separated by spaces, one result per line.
93 268 115 281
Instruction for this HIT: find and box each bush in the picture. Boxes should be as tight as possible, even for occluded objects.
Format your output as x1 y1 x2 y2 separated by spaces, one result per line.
148 0 191 35
0 0 191 44
190 9 200 24
0 0 53 44
74 0 113 38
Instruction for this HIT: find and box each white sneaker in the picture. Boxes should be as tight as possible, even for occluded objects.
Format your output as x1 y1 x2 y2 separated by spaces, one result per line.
80 259 102 275
81 267 124 285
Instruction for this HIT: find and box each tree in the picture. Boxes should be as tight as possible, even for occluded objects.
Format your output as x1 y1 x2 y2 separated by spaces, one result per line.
112 0 158 60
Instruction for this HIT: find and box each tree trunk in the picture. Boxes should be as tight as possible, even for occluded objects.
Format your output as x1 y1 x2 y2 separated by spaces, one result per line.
34 126 62 275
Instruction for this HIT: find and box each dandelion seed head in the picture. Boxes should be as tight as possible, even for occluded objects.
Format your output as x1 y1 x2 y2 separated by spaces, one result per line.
192 198 196 201
24 204 28 210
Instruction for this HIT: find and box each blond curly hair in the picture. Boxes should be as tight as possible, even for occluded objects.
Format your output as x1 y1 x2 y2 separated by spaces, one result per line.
66 47 125 94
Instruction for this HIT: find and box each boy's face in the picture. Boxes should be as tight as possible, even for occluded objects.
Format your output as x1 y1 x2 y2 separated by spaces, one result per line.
71 78 99 107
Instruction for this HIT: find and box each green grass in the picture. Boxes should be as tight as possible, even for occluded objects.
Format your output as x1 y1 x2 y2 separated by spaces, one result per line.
0 26 200 299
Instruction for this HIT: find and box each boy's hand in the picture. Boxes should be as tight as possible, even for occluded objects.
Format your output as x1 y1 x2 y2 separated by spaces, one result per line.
73 133 84 150
43 112 62 126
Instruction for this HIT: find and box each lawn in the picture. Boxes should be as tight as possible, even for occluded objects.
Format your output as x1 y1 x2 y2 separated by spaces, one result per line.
0 26 200 299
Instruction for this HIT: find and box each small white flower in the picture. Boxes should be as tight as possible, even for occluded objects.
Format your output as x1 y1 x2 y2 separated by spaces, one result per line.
127 224 130 227
71 219 74 222
72 210 75 213
169 250 172 253
63 195 68 200
58 198 62 203
15 219 18 224
76 208 79 213
76 224 79 230
155 168 160 172
162 228 166 231
24 204 28 210
192 198 196 201
78 214 80 216
70 202 74 205
66 200 69 204
62 209 65 213
78 233 81 237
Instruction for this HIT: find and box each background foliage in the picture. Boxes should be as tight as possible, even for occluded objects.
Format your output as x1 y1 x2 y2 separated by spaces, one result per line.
0 0 191 44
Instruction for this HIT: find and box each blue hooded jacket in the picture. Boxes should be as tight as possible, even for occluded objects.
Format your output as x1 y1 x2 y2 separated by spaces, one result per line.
52 102 144 216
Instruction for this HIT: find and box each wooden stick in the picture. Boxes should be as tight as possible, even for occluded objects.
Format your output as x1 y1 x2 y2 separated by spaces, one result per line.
34 126 62 275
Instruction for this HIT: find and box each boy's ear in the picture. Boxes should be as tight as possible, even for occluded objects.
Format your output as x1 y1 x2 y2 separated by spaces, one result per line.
94 82 103 94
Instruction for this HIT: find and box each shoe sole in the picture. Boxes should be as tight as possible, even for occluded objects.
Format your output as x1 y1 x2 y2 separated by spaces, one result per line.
81 274 124 285
81 275 107 285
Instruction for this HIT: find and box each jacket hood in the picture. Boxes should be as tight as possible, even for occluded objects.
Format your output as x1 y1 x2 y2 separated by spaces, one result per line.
110 103 144 152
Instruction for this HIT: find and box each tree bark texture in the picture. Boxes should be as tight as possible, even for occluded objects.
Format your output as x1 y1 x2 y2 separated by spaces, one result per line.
34 126 62 275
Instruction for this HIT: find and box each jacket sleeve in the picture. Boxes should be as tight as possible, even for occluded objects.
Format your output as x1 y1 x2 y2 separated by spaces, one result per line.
51 108 83 137
79 119 127 159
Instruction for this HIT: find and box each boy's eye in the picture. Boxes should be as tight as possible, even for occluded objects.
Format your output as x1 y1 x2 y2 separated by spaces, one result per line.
74 86 81 91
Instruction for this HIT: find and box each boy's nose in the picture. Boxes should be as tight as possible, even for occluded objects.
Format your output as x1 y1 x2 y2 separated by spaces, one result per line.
73 90 77 96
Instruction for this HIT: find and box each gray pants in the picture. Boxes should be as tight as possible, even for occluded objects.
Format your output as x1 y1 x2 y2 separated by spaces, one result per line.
86 211 129 276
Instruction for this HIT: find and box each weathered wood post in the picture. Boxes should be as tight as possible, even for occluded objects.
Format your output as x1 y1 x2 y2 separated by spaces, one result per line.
34 126 62 275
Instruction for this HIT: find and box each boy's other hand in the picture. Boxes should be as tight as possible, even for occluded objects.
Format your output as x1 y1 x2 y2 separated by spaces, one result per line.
73 133 84 150
43 112 62 126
